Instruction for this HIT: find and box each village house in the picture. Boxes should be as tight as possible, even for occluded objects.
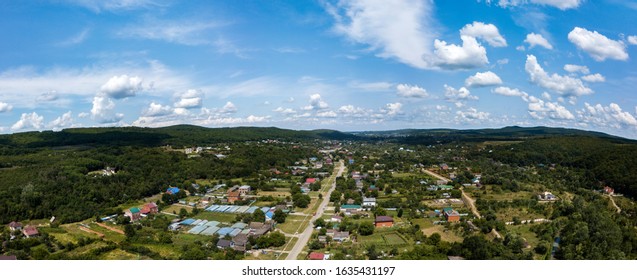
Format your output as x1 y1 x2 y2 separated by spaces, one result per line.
538 192 557 201
333 231 350 242
308 252 326 260
232 234 249 252
227 186 242 204
375 216 394 228
124 207 142 222
217 239 234 249
362 197 377 209
238 185 251 195
22 226 39 238
604 186 615 195
330 215 342 223
166 187 180 195
140 202 159 215
8 221 22 232
443 207 460 222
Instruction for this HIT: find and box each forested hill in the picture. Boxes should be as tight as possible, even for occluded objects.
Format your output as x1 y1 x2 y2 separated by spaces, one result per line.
0 125 358 148
354 126 633 145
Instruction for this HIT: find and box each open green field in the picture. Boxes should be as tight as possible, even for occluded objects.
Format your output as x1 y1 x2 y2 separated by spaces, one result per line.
411 218 464 243
277 215 310 235
191 212 237 223
99 248 140 260
258 190 291 198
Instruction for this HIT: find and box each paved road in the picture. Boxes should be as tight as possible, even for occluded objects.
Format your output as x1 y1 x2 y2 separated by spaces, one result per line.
286 160 345 260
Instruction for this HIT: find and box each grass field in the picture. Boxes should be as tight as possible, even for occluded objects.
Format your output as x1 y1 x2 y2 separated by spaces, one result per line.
100 249 140 260
191 212 237 223
412 218 464 243
277 216 309 234
383 233 407 245
258 190 291 198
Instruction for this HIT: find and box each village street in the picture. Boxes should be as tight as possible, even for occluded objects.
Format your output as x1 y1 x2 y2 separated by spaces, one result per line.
285 160 345 260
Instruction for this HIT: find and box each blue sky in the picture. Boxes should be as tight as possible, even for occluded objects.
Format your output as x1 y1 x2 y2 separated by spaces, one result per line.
1 0 637 138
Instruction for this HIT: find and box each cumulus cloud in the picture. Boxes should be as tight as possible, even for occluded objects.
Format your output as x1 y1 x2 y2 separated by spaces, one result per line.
563 64 590 74
527 99 575 120
143 102 173 117
0 102 12 113
456 108 490 121
524 33 553 50
628 35 637 45
48 111 74 131
492 86 529 97
338 105 369 117
568 27 628 61
100 75 144 99
459 21 507 47
581 73 606 83
90 95 123 123
219 101 238 114
396 84 429 98
317 111 338 118
465 71 503 87
174 89 203 109
432 35 488 70
542 92 552 100
303 94 329 110
381 103 403 116
579 102 637 128
491 0 584 10
11 112 44 131
444 85 478 107
326 0 435 69
525 55 593 96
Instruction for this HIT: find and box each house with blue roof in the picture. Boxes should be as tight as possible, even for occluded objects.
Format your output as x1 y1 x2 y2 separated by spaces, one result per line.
166 187 180 195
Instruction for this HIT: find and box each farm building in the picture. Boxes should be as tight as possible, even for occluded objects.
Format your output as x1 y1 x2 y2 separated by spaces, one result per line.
124 207 141 222
443 207 460 222
166 187 180 195
8 221 22 231
375 216 394 228
217 239 234 249
141 202 158 214
308 252 326 260
22 226 39 238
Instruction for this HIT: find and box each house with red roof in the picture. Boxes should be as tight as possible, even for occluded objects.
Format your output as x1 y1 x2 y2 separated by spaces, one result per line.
22 226 39 238
308 252 325 260
305 178 317 184
603 186 615 195
141 202 158 215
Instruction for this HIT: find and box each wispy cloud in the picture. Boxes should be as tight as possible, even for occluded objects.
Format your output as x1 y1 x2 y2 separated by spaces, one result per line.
57 28 90 47
61 0 167 13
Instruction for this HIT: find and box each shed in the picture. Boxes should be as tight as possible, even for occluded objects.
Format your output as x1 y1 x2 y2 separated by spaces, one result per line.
180 218 196 225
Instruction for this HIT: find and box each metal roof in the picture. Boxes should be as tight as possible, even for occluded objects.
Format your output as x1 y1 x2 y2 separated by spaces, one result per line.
180 218 196 225
200 226 220 236
217 227 234 236
229 228 242 237
231 222 247 229
246 206 259 213
204 221 220 227
188 225 208 234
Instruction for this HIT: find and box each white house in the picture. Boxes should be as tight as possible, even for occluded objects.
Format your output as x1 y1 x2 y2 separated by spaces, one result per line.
362 197 377 209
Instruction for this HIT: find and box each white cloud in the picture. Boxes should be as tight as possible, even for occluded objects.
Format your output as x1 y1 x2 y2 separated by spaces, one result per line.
348 81 394 91
36 92 59 102
527 98 575 120
444 85 478 107
174 89 203 109
493 0 584 10
563 64 590 74
524 33 553 50
568 27 628 61
90 95 123 123
460 21 507 47
456 108 490 121
338 105 368 117
382 103 403 116
465 71 503 87
0 102 12 113
396 84 429 98
48 111 74 131
326 0 435 69
118 19 224 46
581 73 606 83
100 75 144 99
317 111 338 118
61 0 163 13
525 55 593 96
497 59 509 65
11 112 44 131
303 94 329 110
219 101 238 114
274 107 297 115
542 92 552 100
57 28 90 47
492 86 529 97
628 35 637 45
579 102 637 128
432 35 488 70
78 112 89 118
143 102 173 117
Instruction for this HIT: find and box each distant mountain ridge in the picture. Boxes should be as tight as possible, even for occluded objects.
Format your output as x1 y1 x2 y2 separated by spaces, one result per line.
0 125 631 148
